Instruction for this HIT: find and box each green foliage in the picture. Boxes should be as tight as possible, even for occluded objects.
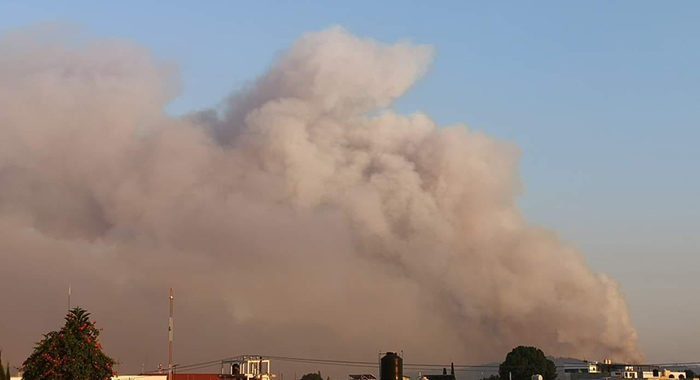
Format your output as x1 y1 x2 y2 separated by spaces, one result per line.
21 307 116 380
685 370 697 379
301 372 324 380
498 346 556 380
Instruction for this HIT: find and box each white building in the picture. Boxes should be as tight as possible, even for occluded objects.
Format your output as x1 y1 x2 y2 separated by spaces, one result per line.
557 360 697 380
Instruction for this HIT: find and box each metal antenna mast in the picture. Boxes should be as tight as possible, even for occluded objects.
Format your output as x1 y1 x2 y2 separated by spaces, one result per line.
168 288 174 380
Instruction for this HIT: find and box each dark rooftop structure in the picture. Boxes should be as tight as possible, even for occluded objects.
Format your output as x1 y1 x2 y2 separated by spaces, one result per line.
425 363 456 380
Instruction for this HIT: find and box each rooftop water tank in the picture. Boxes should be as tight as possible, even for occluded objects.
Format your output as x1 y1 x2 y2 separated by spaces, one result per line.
381 352 403 380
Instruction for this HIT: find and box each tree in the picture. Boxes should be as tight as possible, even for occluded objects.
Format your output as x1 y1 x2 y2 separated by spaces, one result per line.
0 351 4 380
498 346 556 380
21 307 116 380
301 372 325 380
685 370 697 380
0 349 8 380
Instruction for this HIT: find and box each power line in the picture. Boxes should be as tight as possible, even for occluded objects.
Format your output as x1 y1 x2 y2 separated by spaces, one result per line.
144 354 700 375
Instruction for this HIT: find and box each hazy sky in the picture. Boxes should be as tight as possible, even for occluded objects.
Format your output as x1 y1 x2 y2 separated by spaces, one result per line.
1 0 698 366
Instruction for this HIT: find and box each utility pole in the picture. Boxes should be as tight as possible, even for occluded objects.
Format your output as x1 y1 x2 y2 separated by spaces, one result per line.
68 282 71 310
168 288 174 380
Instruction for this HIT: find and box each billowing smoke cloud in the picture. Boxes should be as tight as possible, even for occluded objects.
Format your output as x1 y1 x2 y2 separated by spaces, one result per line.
0 25 642 374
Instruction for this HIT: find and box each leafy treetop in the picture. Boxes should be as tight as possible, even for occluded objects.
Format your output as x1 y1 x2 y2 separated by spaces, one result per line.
301 372 325 380
21 307 116 380
498 346 557 380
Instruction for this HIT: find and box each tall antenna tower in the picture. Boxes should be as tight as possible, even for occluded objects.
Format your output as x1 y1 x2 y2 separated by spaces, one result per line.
168 288 174 380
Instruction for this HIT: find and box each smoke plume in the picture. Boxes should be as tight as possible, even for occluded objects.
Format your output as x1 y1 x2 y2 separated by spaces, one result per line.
0 25 642 373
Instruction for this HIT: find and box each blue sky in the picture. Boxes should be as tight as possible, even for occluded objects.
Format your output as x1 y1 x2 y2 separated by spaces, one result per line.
1 0 698 361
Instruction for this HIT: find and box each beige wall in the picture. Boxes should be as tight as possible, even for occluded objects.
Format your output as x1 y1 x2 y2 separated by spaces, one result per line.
11 376 167 380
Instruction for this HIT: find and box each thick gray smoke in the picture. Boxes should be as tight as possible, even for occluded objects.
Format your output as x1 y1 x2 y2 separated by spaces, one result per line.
0 26 642 374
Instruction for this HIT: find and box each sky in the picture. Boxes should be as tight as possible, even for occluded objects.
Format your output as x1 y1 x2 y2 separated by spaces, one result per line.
1 0 698 368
